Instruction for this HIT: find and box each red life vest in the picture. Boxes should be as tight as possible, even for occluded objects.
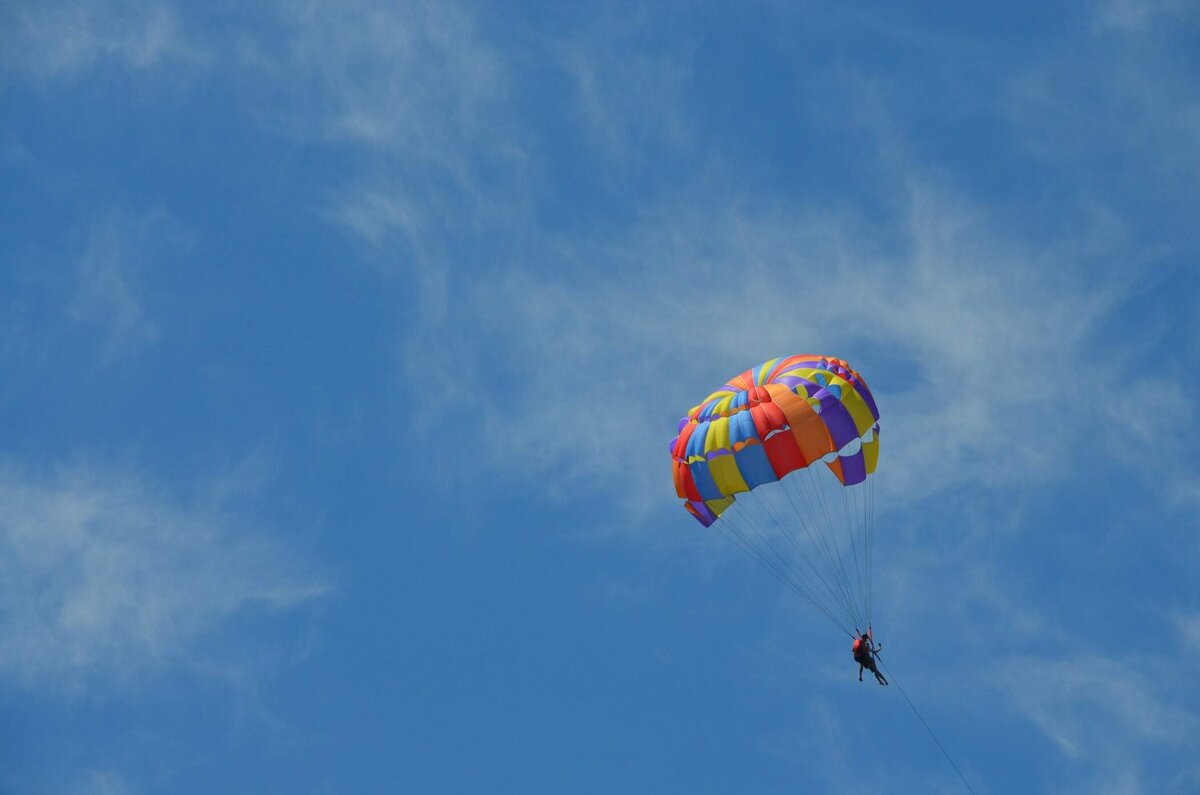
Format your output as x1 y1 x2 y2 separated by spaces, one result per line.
852 638 864 656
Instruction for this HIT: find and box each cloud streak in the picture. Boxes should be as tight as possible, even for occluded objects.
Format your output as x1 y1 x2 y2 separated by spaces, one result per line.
993 652 1200 792
2 208 187 373
66 210 183 363
0 0 196 81
0 462 329 694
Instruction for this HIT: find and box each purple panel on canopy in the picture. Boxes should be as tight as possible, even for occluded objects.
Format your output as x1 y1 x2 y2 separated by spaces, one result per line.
857 384 881 421
817 392 858 447
690 500 717 527
838 450 867 485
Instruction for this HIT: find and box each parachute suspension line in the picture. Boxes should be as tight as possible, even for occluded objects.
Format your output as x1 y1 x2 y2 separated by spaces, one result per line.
726 498 842 623
839 484 868 631
860 477 870 623
776 474 863 628
866 473 875 628
852 475 868 631
849 474 870 630
754 483 861 629
739 499 864 634
856 480 869 629
776 472 860 629
801 468 849 605
859 489 870 629
796 475 864 634
875 655 978 795
721 519 824 615
789 472 861 622
792 468 866 631
799 465 864 628
719 512 855 637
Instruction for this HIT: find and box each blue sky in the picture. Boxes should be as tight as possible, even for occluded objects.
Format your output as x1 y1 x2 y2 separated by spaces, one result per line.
1 1 1198 792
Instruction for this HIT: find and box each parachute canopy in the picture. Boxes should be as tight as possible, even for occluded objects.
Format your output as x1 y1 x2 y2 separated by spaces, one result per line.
669 354 881 526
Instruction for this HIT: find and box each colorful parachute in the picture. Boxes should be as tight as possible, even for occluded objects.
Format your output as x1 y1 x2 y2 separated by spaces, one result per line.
669 354 882 634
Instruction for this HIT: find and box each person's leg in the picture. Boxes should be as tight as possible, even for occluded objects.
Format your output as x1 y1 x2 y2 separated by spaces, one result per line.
865 658 884 685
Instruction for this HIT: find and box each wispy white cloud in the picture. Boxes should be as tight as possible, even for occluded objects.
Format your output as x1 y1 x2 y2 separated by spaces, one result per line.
989 4 1200 510
65 209 183 363
236 0 539 371
762 695 856 790
3 208 185 368
992 652 1200 792
1092 0 1196 33
1177 613 1200 654
1005 7 1200 205
0 0 199 81
553 8 698 174
0 462 329 694
242 0 521 195
270 0 503 151
75 769 133 795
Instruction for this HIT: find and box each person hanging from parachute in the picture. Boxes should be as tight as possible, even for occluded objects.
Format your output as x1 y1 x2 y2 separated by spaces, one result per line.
669 355 887 679
853 630 887 685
